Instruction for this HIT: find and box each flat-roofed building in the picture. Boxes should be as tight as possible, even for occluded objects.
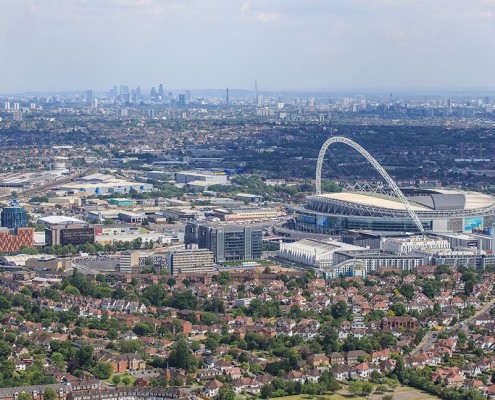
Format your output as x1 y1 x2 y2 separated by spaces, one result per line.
333 249 425 273
118 251 141 273
235 193 263 203
45 225 95 246
175 171 227 185
25 256 72 271
38 216 88 226
381 235 451 255
277 239 364 269
0 227 34 253
170 248 215 274
185 222 262 263
212 208 281 221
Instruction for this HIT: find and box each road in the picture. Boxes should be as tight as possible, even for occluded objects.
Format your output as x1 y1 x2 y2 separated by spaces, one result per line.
411 295 495 356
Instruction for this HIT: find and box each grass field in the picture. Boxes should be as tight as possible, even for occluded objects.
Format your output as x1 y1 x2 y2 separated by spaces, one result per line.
106 373 136 387
269 385 440 400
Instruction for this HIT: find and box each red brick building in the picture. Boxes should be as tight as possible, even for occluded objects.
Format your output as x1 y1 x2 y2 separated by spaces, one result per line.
382 316 419 330
0 228 34 253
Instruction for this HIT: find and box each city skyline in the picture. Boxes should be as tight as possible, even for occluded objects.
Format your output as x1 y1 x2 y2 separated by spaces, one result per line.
1 0 495 92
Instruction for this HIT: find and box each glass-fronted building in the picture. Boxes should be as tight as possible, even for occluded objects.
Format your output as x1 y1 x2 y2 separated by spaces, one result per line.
1 206 28 229
185 222 262 263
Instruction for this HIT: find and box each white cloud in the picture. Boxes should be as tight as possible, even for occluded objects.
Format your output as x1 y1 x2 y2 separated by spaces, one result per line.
256 12 278 23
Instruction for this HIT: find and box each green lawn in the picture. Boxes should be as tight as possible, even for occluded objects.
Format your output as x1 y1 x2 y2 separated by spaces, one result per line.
106 373 136 387
269 386 439 400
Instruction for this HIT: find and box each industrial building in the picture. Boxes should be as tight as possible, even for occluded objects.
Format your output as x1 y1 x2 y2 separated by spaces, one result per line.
57 173 153 195
235 193 263 203
185 222 262 263
175 171 228 185
169 248 215 274
37 216 88 226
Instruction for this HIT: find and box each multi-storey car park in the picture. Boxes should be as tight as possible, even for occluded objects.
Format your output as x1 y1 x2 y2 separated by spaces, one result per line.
294 136 495 234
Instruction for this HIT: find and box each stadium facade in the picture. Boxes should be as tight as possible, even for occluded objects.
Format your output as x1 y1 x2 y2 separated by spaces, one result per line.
295 136 495 235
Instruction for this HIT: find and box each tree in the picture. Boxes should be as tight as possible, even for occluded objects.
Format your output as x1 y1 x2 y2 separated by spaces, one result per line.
361 382 374 396
44 388 57 400
51 352 65 370
260 384 273 399
392 356 406 383
75 346 94 370
217 385 235 400
216 271 232 286
92 361 113 379
376 385 388 393
331 300 350 319
399 284 414 300
348 381 362 396
0 340 12 358
122 376 131 385
112 375 121 385
133 322 153 336
389 302 407 316
168 338 197 373
17 393 32 400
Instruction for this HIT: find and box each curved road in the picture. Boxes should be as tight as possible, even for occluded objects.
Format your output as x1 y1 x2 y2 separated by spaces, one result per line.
411 296 495 356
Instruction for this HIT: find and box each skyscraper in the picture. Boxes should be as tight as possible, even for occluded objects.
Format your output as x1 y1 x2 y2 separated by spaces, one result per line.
254 79 258 102
178 94 186 106
158 84 164 98
85 90 93 106
226 88 229 105
1 206 28 229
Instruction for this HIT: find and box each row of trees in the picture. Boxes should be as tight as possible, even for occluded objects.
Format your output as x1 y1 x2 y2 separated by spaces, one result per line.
18 237 145 257
260 371 341 398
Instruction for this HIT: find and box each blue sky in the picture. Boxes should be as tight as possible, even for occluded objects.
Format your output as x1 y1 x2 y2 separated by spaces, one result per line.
1 0 494 92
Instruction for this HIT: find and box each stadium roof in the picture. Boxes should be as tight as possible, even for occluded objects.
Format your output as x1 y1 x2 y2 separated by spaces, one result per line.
316 193 429 211
314 190 495 212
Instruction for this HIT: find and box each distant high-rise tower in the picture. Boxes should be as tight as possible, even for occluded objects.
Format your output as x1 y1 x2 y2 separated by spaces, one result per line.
158 84 164 98
254 80 258 102
85 90 93 106
150 87 157 99
148 109 155 118
185 90 192 102
226 88 229 105
178 94 186 106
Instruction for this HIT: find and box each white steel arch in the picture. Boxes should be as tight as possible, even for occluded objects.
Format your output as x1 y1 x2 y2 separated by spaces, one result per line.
315 136 425 233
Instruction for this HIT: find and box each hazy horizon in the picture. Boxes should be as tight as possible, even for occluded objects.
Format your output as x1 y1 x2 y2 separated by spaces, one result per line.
1 0 494 93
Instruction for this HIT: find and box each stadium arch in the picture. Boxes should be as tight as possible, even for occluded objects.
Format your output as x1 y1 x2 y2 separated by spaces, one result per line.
315 136 425 233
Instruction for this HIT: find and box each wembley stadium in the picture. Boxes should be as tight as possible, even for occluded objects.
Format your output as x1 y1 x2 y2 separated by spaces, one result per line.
295 188 495 234
294 136 495 234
